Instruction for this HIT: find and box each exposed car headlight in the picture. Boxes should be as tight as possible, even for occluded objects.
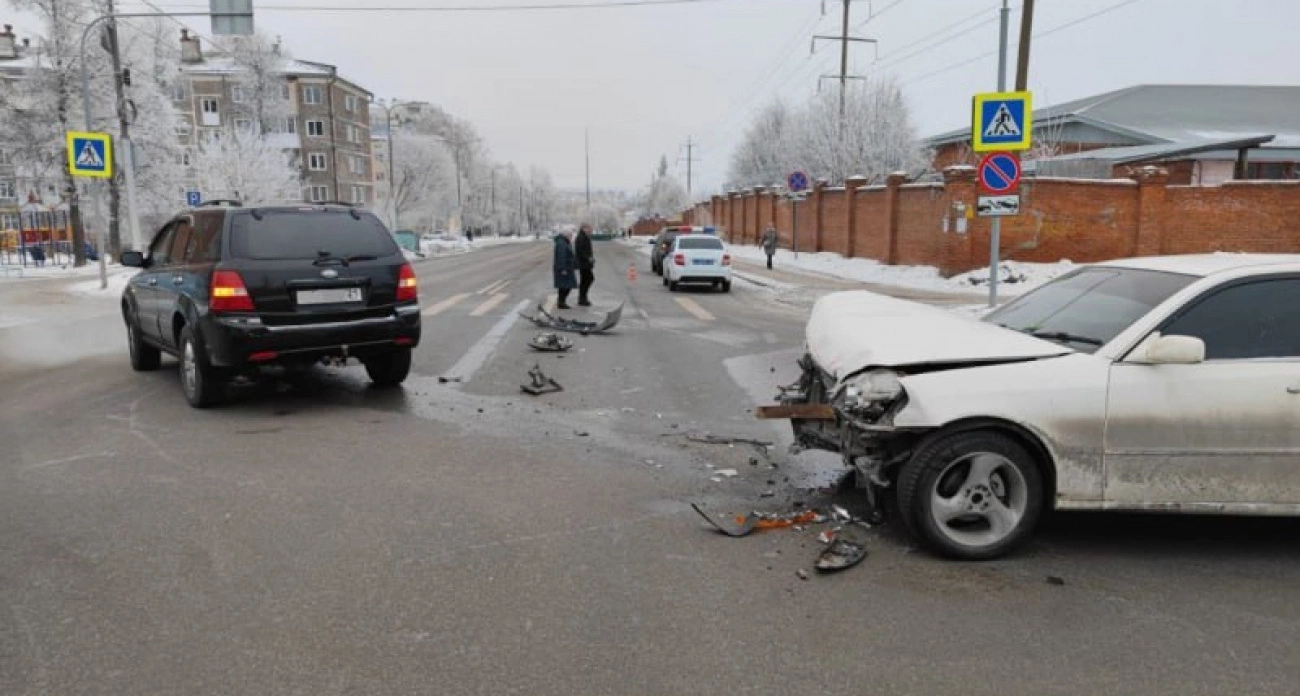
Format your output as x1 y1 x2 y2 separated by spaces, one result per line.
842 369 904 407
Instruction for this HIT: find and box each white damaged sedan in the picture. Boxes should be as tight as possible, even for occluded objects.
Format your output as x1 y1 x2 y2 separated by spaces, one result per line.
774 254 1300 559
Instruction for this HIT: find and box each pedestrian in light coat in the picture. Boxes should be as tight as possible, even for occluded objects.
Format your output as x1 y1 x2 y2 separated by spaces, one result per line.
553 230 578 309
575 223 595 306
761 224 779 270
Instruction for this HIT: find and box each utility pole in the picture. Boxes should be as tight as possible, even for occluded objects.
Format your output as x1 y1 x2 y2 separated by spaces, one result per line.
1015 0 1035 91
988 0 1011 308
813 0 876 122
584 127 591 207
104 0 143 253
678 136 700 199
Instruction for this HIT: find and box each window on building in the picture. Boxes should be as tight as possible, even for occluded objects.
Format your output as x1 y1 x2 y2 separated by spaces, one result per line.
352 185 365 204
349 155 365 175
309 185 329 202
0 181 16 200
308 153 328 171
0 149 10 165
1246 162 1291 180
345 95 357 112
201 130 222 145
176 151 192 167
283 116 297 135
281 83 290 100
171 83 185 101
303 85 323 105
235 118 253 135
231 86 246 103
306 120 325 137
200 97 220 126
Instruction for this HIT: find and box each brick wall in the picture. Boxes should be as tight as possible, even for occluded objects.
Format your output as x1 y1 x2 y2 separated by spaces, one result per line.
694 167 1300 275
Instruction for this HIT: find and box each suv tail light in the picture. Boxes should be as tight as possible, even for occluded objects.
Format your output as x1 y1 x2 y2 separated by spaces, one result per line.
674 253 685 266
210 269 254 313
722 254 732 266
397 262 418 302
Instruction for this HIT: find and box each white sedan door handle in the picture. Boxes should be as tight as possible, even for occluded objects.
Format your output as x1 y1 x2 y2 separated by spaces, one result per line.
1288 384 1300 395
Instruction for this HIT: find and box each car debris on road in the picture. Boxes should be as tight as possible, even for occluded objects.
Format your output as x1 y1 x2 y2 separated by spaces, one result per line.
528 332 574 352
521 301 623 335
521 364 563 395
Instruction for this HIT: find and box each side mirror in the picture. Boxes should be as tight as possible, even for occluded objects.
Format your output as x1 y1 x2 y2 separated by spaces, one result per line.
1142 334 1206 365
120 250 146 268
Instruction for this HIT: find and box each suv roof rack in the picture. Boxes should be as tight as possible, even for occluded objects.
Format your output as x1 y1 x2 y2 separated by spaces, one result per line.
196 199 243 208
314 200 360 208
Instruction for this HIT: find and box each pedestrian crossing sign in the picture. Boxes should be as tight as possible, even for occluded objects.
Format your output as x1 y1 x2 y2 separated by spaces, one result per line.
971 91 1032 152
66 131 113 178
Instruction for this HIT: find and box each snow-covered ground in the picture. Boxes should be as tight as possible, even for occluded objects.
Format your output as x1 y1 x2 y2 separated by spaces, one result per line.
620 237 1073 296
724 244 1074 296
67 267 135 296
418 235 540 258
0 256 117 282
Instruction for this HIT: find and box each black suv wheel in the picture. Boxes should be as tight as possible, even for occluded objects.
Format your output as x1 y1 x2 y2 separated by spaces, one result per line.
364 348 412 387
179 325 224 408
126 318 161 371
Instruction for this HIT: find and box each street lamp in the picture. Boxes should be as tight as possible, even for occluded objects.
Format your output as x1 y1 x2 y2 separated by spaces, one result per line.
375 99 462 233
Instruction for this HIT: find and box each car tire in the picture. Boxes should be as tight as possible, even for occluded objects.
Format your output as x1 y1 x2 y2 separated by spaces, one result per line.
178 324 223 408
895 430 1043 560
126 319 161 372
721 280 731 293
669 280 679 292
365 348 412 387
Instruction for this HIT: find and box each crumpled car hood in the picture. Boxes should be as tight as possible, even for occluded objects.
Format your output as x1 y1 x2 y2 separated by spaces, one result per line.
806 291 1072 381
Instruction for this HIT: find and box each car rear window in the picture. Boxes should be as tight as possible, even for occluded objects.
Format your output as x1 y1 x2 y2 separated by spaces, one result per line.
678 237 723 250
230 210 399 260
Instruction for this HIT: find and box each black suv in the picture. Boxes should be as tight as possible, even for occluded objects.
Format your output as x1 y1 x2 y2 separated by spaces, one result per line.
120 202 421 407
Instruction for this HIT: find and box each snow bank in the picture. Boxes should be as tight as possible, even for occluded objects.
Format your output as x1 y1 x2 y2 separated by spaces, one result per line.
419 235 539 257
67 268 134 296
727 244 1074 296
0 256 117 282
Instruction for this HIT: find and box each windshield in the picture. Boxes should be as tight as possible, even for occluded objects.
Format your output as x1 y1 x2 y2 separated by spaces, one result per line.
678 237 724 250
984 267 1196 352
230 210 399 260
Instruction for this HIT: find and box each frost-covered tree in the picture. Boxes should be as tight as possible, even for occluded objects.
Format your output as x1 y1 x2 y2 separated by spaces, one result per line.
191 132 299 205
226 33 294 135
389 131 457 232
524 166 558 233
725 75 928 189
646 155 687 217
726 99 794 190
1 0 107 264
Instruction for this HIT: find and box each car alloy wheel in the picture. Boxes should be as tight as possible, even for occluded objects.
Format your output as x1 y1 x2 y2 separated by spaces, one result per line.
181 339 198 401
928 452 1029 549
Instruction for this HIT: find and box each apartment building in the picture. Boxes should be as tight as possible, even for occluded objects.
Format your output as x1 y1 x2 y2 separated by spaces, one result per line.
175 30 375 206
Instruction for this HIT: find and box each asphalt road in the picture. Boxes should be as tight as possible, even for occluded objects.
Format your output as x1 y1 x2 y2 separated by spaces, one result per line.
1 240 1297 696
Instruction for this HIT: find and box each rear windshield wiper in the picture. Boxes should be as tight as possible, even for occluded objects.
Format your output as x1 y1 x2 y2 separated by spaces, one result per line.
345 254 378 262
312 254 348 266
1028 330 1103 347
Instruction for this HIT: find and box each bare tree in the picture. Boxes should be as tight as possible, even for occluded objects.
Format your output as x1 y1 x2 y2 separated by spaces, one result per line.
226 33 294 135
646 155 687 216
389 131 456 232
191 131 299 205
726 99 793 189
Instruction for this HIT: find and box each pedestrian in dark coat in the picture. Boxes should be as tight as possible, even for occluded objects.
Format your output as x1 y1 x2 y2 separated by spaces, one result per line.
761 224 779 270
575 223 595 306
553 230 578 309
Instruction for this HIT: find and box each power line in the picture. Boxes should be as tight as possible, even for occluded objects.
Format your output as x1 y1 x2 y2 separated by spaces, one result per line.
852 0 909 30
124 0 773 13
898 0 1146 87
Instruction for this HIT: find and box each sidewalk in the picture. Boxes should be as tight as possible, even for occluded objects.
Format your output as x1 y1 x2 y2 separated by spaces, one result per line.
732 258 985 306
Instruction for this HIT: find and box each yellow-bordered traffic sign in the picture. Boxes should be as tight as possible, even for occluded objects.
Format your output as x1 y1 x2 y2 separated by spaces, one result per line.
67 131 113 178
971 91 1032 152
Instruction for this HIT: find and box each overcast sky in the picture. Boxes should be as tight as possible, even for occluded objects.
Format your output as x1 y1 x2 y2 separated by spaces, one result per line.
9 0 1298 195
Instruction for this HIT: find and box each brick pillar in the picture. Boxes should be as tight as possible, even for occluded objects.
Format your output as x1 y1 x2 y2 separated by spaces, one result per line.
753 186 768 245
941 166 978 275
712 195 721 233
884 173 906 265
741 189 753 245
727 191 739 244
811 179 826 252
843 175 868 258
767 184 780 238
1134 166 1168 257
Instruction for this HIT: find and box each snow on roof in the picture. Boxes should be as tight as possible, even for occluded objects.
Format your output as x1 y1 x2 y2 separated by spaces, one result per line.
1097 253 1300 277
181 55 335 77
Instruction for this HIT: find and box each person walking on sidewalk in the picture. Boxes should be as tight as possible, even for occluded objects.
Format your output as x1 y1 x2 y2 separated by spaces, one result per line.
761 224 779 270
575 223 595 307
553 229 578 309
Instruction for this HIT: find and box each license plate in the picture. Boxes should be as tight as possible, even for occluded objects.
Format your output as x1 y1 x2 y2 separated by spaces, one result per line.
297 287 363 305
692 259 713 265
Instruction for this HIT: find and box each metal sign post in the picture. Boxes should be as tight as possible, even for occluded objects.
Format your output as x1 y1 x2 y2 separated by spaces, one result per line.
787 170 809 261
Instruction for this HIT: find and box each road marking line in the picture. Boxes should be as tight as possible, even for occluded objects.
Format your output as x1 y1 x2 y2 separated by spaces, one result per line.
674 296 715 322
494 279 513 293
470 293 510 317
443 299 530 384
475 279 505 295
422 293 469 317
